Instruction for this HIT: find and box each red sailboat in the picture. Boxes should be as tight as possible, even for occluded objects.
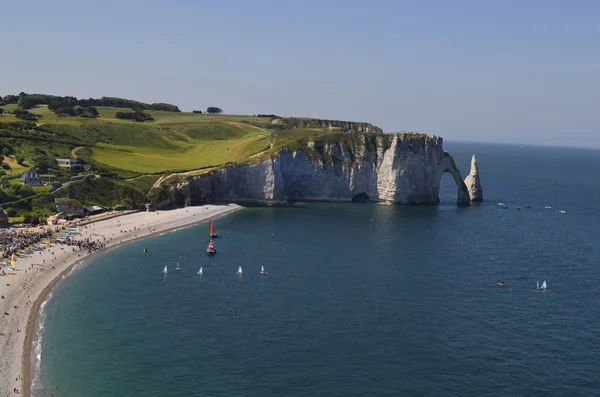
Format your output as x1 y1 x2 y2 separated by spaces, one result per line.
206 239 216 256
209 219 218 238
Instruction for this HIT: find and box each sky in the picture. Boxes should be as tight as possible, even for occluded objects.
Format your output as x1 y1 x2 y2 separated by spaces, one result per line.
1 0 599 146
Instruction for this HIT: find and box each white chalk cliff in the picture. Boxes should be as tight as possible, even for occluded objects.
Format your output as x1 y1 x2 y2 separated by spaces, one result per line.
463 154 483 201
160 133 475 207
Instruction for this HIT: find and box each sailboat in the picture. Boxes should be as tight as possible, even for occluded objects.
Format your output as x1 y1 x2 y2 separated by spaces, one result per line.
537 280 547 290
197 266 203 275
162 265 168 274
260 265 268 275
237 266 243 276
206 239 216 256
209 219 218 238
176 262 181 271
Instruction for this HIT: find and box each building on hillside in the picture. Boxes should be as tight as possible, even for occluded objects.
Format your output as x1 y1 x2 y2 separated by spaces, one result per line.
0 208 8 227
54 198 85 218
56 158 84 171
84 205 104 216
19 170 43 186
47 215 58 226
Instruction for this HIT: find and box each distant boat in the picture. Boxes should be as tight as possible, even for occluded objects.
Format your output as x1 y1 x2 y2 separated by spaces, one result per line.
237 266 243 276
545 205 552 209
144 248 148 254
162 265 168 274
176 262 181 271
522 204 531 208
498 202 506 206
209 219 218 238
559 210 567 214
497 281 505 287
501 205 508 209
537 280 547 290
197 266 203 275
260 265 268 275
207 240 216 256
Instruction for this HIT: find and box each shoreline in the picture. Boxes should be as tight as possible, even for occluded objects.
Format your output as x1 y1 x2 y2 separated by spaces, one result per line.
0 204 241 397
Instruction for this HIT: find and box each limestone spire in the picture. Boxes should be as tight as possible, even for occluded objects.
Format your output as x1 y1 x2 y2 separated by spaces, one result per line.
464 154 483 202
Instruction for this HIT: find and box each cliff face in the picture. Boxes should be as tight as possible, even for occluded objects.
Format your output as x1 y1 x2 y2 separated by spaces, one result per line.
167 133 473 207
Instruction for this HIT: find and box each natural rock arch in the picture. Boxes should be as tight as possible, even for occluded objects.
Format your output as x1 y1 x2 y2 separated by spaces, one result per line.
442 152 471 205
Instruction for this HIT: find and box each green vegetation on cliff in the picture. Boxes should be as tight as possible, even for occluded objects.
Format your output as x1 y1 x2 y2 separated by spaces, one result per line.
0 91 385 221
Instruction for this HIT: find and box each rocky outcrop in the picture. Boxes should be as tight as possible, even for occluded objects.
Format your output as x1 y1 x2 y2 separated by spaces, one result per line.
464 154 483 202
163 133 474 207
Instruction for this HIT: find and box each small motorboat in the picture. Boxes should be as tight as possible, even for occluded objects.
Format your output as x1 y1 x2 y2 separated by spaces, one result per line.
559 210 567 214
545 205 552 209
522 204 531 208
497 202 506 206
497 281 505 287
206 240 216 256
501 205 508 209
144 248 148 254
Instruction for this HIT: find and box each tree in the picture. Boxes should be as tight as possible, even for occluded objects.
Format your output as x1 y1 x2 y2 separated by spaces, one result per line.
115 110 153 122
193 110 203 114
0 108 4 115
2 95 18 104
206 107 223 114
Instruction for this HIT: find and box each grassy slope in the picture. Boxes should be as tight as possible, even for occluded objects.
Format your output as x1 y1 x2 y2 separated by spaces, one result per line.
0 106 275 174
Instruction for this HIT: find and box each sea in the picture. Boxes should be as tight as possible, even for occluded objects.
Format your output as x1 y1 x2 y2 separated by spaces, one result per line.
35 142 600 397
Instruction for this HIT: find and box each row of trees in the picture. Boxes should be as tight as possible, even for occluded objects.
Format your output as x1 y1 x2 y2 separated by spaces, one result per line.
0 92 181 112
115 110 154 122
13 108 42 122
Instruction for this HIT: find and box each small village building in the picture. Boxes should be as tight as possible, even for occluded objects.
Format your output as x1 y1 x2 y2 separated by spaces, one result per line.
0 208 8 227
19 170 43 186
54 198 85 218
84 205 104 216
47 215 58 226
56 158 87 172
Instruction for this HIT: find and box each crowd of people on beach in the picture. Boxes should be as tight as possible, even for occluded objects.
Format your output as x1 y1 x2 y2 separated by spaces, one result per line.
0 225 107 265
0 229 54 259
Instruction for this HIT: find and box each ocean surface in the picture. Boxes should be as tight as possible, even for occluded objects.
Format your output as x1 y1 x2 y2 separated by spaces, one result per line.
36 142 600 396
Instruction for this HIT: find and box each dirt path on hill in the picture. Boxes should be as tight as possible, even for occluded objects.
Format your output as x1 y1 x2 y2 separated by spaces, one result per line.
71 146 83 158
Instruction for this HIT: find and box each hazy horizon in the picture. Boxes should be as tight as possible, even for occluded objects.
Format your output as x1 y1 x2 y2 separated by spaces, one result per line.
1 0 599 147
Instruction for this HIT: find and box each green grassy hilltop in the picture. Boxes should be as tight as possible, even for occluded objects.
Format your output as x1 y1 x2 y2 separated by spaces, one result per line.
0 93 382 222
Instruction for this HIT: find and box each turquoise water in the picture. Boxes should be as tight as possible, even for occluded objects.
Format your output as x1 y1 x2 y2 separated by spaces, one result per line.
37 143 600 396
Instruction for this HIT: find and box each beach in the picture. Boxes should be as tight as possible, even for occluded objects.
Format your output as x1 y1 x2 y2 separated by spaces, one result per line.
0 204 241 397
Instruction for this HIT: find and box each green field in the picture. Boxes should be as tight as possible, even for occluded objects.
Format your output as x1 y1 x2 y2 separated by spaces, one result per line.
0 105 278 174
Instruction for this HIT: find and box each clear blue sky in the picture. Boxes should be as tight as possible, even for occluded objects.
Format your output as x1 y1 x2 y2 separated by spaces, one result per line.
1 0 599 146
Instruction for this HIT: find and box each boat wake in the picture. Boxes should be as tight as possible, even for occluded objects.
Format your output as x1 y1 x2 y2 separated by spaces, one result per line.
31 292 54 394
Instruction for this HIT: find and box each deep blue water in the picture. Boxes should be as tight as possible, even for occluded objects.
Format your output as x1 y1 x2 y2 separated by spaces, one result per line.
37 142 600 396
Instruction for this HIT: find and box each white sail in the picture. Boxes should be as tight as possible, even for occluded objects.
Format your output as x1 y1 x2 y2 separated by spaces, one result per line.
261 265 265 273
537 281 539 289
237 266 243 275
198 266 203 275
163 265 168 274
541 280 547 289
